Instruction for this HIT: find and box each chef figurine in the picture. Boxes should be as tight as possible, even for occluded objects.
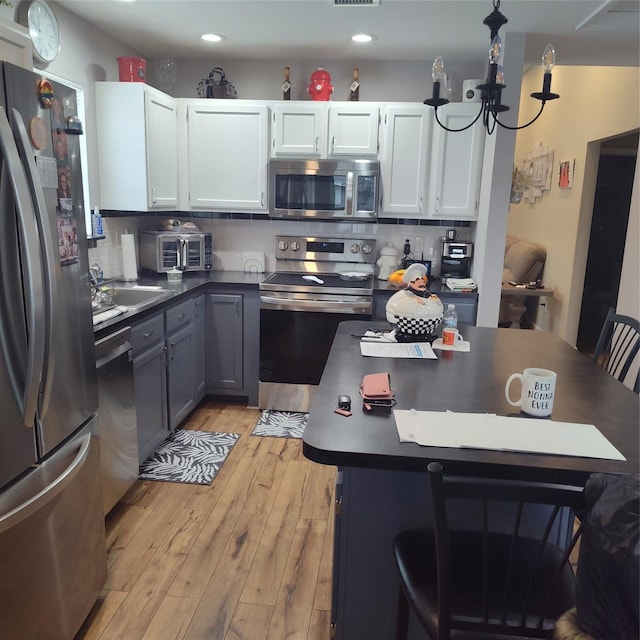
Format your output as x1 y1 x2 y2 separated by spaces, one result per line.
385 263 444 342
307 68 334 101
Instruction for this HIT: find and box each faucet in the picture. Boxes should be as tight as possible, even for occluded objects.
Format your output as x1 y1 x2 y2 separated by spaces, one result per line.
90 262 103 283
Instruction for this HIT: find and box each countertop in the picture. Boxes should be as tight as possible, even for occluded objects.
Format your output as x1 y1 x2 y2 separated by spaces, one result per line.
92 271 477 338
302 320 639 485
92 270 265 338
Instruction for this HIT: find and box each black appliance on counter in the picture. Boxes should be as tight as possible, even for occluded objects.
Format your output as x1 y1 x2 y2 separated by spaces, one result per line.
441 241 473 278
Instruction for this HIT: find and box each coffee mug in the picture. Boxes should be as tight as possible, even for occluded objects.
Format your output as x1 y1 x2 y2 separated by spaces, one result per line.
442 328 463 346
505 368 556 417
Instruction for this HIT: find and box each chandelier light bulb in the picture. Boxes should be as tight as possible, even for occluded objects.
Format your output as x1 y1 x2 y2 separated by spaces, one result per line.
432 56 444 82
489 35 502 64
542 44 556 72
496 64 505 85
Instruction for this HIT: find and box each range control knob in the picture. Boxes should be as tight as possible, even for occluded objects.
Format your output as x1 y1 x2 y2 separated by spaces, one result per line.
350 243 361 254
278 240 288 251
290 241 301 251
361 243 373 255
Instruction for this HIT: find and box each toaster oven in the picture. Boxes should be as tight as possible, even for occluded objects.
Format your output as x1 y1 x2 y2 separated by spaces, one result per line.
138 230 213 273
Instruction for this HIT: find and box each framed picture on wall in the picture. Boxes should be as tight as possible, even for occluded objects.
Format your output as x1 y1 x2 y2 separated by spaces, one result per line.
559 159 575 189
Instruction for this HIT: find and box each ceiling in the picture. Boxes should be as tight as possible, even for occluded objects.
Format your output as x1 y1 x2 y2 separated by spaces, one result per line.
54 0 639 66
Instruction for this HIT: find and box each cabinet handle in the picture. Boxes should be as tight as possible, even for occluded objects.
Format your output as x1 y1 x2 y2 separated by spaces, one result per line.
143 331 154 339
177 313 185 320
436 196 440 212
419 196 423 212
331 136 335 153
170 341 175 359
314 136 319 153
261 191 265 207
152 187 157 204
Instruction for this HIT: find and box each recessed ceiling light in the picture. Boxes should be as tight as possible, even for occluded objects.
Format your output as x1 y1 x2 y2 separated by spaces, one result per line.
352 33 375 43
201 33 225 43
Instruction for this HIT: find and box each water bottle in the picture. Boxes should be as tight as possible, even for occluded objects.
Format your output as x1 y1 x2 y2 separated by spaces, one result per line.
443 303 458 330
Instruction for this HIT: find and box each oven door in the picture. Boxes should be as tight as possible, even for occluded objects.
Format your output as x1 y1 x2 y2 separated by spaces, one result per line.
259 294 372 411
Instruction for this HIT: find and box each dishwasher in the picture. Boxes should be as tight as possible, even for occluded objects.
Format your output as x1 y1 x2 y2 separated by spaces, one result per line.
95 326 139 515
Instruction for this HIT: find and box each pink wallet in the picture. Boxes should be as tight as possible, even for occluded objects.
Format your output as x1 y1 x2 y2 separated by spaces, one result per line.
360 372 396 411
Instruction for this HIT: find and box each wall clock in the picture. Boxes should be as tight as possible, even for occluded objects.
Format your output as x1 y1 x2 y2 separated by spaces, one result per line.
17 0 61 64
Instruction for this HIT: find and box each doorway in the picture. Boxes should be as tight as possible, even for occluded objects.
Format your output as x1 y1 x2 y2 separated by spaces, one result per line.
577 132 638 356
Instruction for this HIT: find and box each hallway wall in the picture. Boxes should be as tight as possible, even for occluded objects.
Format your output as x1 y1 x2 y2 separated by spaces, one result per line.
508 65 639 344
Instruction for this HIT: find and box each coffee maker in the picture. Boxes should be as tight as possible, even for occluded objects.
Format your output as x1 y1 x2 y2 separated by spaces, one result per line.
441 242 473 278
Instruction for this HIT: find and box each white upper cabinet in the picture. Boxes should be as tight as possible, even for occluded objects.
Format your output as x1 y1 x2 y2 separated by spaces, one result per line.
185 101 269 211
271 102 327 157
427 102 485 219
96 82 178 211
379 104 432 217
270 101 379 158
327 103 379 156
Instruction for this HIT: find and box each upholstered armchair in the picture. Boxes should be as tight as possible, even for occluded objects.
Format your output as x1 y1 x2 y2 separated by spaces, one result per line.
499 236 547 328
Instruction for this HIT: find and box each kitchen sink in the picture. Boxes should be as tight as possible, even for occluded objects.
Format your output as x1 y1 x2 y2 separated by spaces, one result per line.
111 285 172 310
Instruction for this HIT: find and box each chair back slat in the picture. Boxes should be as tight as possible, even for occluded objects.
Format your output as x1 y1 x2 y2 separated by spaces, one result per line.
427 462 585 638
593 307 640 394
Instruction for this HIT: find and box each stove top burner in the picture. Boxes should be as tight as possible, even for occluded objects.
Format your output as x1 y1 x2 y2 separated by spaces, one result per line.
260 271 373 295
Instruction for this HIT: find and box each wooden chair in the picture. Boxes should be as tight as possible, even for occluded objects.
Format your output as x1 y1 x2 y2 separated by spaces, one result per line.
392 462 585 640
592 307 640 394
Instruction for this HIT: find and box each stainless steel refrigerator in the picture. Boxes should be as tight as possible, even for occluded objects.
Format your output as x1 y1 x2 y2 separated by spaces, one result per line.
0 61 106 640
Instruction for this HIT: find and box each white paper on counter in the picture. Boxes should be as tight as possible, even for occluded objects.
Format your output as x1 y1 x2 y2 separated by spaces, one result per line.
360 341 438 359
393 410 626 460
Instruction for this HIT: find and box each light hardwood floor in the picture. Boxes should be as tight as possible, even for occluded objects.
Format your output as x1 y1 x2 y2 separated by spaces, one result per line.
76 400 337 640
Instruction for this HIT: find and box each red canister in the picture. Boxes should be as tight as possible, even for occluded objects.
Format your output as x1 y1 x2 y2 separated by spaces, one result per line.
117 57 146 82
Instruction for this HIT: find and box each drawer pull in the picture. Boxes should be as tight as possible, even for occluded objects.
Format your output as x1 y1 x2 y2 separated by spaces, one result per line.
143 331 154 339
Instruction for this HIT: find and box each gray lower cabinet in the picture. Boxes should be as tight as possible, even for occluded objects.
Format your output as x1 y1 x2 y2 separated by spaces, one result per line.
193 295 206 400
131 292 206 463
205 288 259 405
373 289 478 326
131 313 168 464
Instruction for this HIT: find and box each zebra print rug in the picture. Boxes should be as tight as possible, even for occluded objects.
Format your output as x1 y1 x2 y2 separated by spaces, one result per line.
139 429 239 485
251 411 309 439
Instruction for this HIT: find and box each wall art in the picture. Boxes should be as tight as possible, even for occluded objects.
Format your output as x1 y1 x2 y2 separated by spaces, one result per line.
558 158 575 189
521 143 554 203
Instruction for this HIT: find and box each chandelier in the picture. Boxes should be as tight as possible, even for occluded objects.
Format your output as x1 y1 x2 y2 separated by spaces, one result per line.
424 0 559 135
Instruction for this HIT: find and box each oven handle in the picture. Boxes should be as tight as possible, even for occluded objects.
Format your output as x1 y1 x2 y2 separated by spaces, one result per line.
260 295 372 313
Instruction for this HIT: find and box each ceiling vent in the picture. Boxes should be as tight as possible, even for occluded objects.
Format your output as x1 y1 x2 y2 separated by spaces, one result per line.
333 0 380 6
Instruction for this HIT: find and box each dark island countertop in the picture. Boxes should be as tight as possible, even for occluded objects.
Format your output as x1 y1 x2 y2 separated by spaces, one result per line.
302 321 639 485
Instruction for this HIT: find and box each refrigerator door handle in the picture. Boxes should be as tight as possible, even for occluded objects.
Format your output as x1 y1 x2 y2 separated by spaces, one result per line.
0 433 91 534
0 107 45 427
11 108 58 419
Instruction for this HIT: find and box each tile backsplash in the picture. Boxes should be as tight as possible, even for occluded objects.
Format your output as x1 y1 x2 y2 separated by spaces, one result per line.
88 215 472 279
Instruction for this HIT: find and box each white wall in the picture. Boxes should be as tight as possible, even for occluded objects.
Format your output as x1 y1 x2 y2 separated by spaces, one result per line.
508 65 639 344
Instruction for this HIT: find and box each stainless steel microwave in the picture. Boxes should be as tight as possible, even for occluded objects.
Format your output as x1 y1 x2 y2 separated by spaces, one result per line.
269 158 380 220
138 230 213 273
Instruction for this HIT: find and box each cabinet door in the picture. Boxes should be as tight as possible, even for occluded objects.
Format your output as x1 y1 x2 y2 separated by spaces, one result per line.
328 104 379 157
96 83 178 211
271 102 327 157
192 295 205 401
133 341 168 464
187 102 269 211
167 322 195 431
427 103 485 219
379 105 432 217
205 294 243 390
145 89 179 208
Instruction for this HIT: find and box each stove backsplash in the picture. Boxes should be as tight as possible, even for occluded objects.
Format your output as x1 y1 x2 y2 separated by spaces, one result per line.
89 215 472 280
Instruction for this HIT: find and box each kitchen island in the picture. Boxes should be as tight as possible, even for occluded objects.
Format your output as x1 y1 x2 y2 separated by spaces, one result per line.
303 320 639 640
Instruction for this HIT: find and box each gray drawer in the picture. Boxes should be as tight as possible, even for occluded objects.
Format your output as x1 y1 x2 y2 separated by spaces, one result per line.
131 314 164 355
165 298 193 334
